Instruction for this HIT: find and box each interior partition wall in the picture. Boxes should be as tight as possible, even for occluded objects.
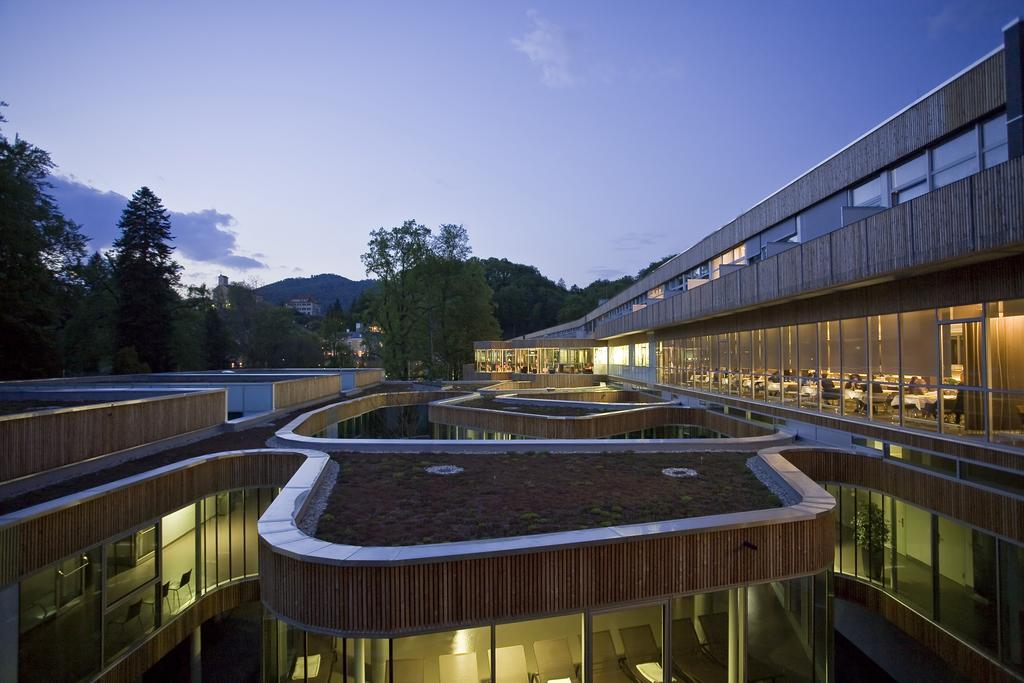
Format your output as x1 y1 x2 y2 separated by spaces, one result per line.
263 573 831 683
11 486 276 683
655 298 1024 447
825 482 1024 675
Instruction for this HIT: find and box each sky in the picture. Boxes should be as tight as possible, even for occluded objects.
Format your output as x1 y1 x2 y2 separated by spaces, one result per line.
2 1 1020 288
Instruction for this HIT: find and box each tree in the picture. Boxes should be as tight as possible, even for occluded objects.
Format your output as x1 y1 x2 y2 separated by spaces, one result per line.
478 258 566 338
418 225 500 379
60 252 117 374
360 220 430 379
0 103 86 378
112 187 182 372
203 307 233 369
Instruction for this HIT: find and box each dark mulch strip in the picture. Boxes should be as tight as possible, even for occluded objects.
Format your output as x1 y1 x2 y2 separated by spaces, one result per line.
0 384 421 514
316 451 779 546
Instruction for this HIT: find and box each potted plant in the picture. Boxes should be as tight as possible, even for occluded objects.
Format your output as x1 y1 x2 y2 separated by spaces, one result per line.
854 502 890 582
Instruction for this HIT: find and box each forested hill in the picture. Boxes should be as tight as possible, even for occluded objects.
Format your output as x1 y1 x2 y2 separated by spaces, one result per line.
477 255 674 339
254 254 674 339
256 273 375 308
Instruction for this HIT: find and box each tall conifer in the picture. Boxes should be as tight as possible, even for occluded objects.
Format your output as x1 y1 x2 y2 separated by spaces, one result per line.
112 187 181 372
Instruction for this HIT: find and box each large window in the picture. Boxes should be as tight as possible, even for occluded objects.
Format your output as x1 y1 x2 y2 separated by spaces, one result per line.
634 342 650 368
931 129 979 189
652 298 1024 444
609 345 629 367
892 154 928 203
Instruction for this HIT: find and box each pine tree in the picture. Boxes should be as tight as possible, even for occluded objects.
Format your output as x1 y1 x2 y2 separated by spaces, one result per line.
0 103 86 378
112 187 181 373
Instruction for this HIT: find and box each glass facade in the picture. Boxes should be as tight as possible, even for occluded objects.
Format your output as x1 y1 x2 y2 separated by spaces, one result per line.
15 487 275 682
826 482 1023 674
656 298 1024 445
265 575 830 682
474 348 596 374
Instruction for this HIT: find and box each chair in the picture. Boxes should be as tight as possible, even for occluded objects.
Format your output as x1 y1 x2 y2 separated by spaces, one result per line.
439 652 479 683
142 581 172 615
109 599 144 637
670 618 726 683
168 568 193 607
619 625 668 683
290 653 322 681
534 637 579 683
494 645 531 683
386 658 424 683
590 631 632 683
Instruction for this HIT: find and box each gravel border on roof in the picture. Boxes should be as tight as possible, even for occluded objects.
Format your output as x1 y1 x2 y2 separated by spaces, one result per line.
298 459 339 535
747 455 800 506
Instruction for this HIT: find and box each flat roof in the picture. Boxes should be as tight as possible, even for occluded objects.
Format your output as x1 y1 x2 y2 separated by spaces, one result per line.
315 451 779 546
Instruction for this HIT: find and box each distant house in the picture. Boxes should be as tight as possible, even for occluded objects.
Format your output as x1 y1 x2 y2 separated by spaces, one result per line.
285 296 322 316
212 274 230 306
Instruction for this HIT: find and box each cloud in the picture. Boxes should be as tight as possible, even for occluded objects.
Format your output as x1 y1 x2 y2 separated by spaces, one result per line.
512 11 574 88
48 177 266 270
610 231 666 250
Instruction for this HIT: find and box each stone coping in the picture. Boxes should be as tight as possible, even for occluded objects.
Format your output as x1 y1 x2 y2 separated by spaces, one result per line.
259 446 834 566
483 388 672 412
0 387 225 422
273 392 792 453
0 444 834 574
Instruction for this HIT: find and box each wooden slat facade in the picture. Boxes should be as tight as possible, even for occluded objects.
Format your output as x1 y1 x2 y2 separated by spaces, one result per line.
259 512 833 636
663 385 1024 473
595 155 1024 339
0 389 226 484
0 451 304 585
429 403 776 441
781 448 1024 543
354 369 386 388
528 50 1007 339
291 391 467 437
272 374 341 410
834 576 1019 683
100 580 260 683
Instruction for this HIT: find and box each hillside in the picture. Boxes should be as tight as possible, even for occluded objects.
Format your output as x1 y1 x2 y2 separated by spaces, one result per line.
256 273 375 309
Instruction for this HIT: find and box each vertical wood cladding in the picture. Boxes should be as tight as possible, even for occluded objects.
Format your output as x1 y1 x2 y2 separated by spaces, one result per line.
781 448 1024 543
661 386 1024 473
575 52 1006 329
0 390 226 484
427 404 775 441
272 375 341 410
595 154 1024 339
0 451 304 585
292 391 467 437
834 577 1018 683
259 513 833 636
99 580 260 683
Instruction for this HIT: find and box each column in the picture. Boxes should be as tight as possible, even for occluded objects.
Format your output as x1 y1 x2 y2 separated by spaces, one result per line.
354 638 366 683
371 638 387 683
1005 18 1024 159
190 626 202 683
727 587 748 683
0 583 17 683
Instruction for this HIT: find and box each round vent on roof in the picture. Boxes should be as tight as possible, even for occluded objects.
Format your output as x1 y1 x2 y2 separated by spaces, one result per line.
425 465 464 476
662 467 698 478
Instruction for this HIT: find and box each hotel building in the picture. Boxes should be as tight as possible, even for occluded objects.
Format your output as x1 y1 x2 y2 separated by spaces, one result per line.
0 19 1022 683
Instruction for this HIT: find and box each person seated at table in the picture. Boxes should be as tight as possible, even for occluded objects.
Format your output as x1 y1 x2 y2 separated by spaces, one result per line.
845 373 866 391
768 371 780 383
821 372 841 404
908 376 927 395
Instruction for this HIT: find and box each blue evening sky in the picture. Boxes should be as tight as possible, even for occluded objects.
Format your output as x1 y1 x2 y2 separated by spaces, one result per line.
1 1 1019 287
